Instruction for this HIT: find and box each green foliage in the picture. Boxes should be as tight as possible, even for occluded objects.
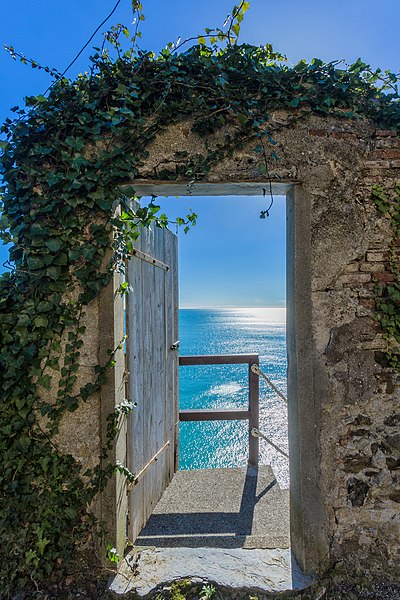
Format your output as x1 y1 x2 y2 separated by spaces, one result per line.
197 1 252 48
154 580 216 600
200 583 217 599
106 544 121 564
372 183 400 369
0 1 399 594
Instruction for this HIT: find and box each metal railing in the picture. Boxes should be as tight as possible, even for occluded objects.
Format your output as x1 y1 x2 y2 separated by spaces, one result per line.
178 353 260 467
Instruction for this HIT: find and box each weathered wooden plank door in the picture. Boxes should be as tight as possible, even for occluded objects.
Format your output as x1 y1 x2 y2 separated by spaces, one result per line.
126 223 179 542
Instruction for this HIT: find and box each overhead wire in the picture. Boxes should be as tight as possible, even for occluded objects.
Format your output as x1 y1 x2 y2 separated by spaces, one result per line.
5 0 123 131
42 0 123 97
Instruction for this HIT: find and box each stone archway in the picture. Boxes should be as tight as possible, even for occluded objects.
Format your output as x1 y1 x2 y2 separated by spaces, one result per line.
54 111 399 577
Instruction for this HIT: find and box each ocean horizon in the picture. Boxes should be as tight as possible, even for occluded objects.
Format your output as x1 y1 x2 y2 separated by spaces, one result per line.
178 307 289 488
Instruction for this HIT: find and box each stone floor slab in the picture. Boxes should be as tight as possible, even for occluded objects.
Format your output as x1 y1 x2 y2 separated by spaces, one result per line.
137 466 290 550
109 547 313 597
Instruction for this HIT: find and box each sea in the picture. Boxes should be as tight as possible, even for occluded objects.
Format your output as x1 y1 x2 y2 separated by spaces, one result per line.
178 307 289 489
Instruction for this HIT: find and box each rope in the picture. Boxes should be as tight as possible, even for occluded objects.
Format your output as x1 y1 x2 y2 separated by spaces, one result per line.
251 428 289 459
251 363 287 404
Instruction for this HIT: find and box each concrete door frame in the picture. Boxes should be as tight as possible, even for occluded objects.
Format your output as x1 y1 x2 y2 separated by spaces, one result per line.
130 181 329 574
286 186 329 573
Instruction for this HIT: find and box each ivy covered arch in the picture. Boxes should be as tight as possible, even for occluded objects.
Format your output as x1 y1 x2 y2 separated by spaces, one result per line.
0 10 399 593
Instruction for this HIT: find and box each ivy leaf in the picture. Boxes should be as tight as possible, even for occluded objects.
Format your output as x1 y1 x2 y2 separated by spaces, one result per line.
258 164 267 175
27 255 45 270
232 23 240 37
46 238 63 252
65 137 85 151
34 316 48 328
72 155 87 169
47 173 61 187
38 374 51 390
17 314 31 327
46 266 62 280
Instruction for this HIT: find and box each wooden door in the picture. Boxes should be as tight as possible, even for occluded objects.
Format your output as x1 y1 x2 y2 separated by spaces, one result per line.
126 224 179 542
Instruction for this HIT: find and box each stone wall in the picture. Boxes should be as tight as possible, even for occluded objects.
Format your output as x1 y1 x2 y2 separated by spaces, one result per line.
55 111 399 577
133 113 399 577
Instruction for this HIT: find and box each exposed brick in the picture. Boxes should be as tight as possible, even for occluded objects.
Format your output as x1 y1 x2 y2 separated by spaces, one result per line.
363 160 391 169
374 272 396 283
360 262 385 273
373 149 400 160
375 130 398 137
357 337 387 350
363 176 384 183
366 241 389 250
376 138 400 149
331 131 357 140
359 299 376 310
309 129 328 137
366 251 386 262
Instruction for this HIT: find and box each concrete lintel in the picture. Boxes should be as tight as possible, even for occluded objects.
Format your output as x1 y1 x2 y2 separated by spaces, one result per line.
126 180 295 197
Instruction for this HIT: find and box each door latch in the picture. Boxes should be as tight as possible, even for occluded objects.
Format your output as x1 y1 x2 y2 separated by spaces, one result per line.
170 341 180 350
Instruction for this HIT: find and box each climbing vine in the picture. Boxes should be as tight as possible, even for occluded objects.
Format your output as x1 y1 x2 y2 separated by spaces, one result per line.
0 0 399 594
372 183 400 369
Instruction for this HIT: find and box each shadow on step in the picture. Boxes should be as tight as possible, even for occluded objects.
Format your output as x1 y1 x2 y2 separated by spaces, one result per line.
137 466 289 549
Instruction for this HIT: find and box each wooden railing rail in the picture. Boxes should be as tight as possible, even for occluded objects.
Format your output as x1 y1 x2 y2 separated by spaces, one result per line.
178 353 259 467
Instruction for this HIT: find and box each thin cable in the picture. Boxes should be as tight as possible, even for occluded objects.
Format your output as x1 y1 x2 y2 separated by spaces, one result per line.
42 0 122 97
5 0 123 132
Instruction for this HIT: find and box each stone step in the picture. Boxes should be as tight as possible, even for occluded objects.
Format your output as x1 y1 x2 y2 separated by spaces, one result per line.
136 466 290 550
109 547 312 598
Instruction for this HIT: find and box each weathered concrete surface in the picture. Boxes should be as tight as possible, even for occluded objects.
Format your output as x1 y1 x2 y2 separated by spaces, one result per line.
50 111 399 581
109 547 312 597
46 265 127 554
132 115 400 578
137 466 290 549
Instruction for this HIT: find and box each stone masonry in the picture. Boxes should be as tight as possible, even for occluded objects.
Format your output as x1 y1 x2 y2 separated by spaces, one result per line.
55 112 399 581
131 114 400 578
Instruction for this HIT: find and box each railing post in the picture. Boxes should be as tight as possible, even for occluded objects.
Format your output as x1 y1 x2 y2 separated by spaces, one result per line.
179 354 260 468
248 355 259 468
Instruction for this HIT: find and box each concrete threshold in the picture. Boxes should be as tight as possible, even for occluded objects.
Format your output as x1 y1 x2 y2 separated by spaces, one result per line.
109 547 313 597
110 467 311 596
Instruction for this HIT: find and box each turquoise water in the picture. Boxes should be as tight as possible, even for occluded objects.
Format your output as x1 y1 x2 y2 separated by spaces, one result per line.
178 308 289 488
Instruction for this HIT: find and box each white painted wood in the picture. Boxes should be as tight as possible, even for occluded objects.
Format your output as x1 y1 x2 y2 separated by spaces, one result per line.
127 223 178 542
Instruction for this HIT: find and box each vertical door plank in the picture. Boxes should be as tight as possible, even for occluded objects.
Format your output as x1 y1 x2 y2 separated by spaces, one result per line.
127 228 144 541
172 233 179 474
141 225 155 526
152 228 167 509
164 230 174 483
164 230 179 477
127 222 178 542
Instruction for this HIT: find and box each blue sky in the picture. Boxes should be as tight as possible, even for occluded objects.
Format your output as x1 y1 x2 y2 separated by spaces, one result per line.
1 1 399 306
